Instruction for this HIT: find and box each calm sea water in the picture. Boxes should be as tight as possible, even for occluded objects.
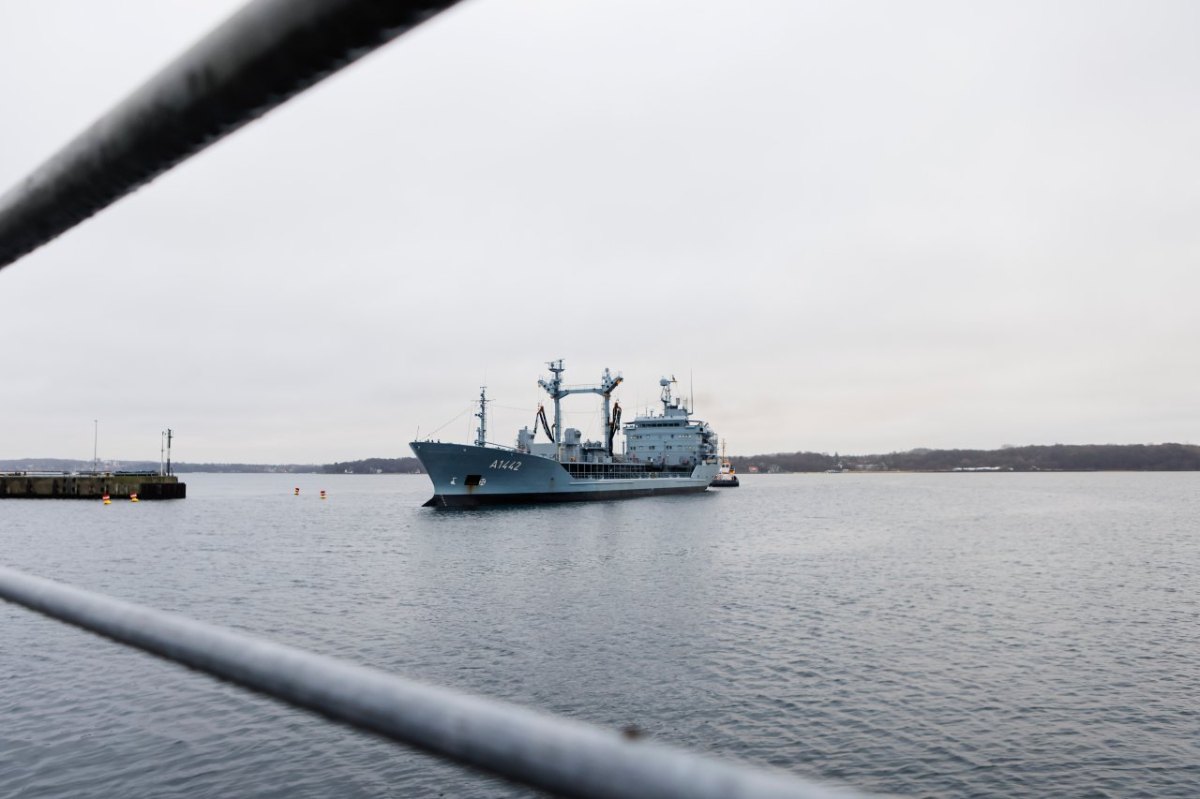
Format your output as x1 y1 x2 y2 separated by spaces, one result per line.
1 472 1197 797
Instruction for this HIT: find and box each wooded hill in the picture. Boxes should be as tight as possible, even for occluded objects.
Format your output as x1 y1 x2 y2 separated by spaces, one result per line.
730 443 1200 473
11 444 1197 476
0 458 320 473
321 457 423 474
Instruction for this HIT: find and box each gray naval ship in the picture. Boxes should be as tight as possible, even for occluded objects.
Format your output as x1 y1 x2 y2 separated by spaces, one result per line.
410 360 720 507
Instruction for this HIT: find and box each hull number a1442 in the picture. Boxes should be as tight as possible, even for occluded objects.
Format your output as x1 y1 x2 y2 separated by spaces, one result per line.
489 459 522 471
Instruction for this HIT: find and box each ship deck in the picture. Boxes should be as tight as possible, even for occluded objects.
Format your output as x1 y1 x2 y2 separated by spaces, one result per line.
561 462 696 479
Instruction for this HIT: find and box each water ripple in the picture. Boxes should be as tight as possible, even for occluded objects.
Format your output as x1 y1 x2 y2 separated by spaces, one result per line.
2 472 1198 796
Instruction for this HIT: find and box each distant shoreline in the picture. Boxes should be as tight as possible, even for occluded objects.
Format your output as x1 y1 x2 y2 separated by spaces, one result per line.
729 443 1200 474
5 443 1198 475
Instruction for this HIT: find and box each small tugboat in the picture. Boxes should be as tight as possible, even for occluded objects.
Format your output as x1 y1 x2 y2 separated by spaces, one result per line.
709 442 740 487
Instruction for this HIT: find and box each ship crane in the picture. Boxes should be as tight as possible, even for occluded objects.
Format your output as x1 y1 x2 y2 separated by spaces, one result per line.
537 360 623 449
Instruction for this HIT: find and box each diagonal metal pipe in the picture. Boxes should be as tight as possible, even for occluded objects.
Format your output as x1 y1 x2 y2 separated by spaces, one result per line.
0 564 869 799
0 0 464 272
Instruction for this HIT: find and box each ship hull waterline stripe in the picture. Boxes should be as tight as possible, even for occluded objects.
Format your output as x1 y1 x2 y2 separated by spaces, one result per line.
423 484 710 507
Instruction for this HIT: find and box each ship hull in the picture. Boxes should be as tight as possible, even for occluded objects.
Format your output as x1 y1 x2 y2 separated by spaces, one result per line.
410 441 717 508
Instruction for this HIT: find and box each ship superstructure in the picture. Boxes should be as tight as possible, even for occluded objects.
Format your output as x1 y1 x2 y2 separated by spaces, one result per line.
410 360 720 507
624 377 717 469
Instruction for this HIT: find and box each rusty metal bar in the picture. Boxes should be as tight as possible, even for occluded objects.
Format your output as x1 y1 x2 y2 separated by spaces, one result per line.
0 0 464 271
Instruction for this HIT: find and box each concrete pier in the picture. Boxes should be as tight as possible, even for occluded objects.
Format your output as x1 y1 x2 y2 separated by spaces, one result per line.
0 473 185 499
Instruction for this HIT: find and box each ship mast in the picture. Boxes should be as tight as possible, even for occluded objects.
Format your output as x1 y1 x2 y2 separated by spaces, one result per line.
474 386 488 447
659 376 678 412
538 360 566 447
598 367 621 449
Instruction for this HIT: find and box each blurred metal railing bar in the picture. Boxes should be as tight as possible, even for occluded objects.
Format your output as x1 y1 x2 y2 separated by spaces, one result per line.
0 565 869 799
0 0 464 272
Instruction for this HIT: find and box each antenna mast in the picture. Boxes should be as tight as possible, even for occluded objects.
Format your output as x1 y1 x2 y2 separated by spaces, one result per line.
474 387 489 447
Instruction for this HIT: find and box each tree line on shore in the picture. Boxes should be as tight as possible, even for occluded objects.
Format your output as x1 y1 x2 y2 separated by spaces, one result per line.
729 443 1200 473
0 458 322 474
10 444 1198 475
322 443 1200 474
321 457 423 474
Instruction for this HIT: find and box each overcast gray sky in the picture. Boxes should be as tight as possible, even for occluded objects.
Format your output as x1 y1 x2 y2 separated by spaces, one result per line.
1 0 1197 464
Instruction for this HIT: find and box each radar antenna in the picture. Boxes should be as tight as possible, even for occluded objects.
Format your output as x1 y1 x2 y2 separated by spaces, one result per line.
659 375 679 411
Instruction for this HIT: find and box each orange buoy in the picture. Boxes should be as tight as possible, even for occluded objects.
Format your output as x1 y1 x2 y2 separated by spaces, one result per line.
102 493 111 505
294 487 300 496
130 492 139 503
319 489 327 500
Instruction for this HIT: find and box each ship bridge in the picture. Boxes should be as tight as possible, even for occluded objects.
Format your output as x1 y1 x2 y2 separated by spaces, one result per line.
624 377 717 467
